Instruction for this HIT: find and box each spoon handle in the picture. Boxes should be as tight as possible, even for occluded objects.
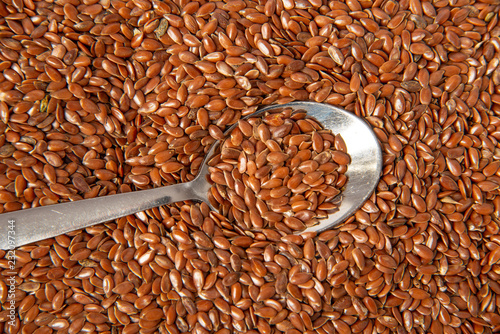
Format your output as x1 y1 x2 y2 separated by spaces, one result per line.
0 182 195 250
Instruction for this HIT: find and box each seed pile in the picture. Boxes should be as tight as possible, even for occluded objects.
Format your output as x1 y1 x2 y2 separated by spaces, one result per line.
1 0 500 333
208 107 350 233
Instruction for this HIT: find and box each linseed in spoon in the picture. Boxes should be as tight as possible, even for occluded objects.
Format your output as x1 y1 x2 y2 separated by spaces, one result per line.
207 107 350 233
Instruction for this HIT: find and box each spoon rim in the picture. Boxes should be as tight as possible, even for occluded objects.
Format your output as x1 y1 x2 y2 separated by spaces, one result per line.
199 101 383 233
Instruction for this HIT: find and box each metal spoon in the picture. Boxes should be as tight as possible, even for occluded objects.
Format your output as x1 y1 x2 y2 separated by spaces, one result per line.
0 102 382 250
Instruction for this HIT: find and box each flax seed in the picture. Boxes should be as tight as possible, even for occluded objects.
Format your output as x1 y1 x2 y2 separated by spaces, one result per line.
1 0 500 333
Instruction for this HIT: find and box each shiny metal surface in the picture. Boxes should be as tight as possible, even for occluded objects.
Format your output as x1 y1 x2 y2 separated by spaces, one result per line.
262 102 383 234
0 102 382 250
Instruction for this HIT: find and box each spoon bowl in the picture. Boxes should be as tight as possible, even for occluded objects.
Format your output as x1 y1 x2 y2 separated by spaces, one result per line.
0 102 382 250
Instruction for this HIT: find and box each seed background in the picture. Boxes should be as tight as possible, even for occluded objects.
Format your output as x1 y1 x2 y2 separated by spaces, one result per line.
1 0 500 333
